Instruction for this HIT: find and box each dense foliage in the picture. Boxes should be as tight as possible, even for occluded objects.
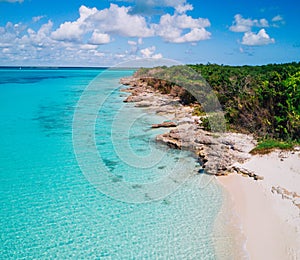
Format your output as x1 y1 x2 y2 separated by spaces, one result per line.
189 62 300 141
135 62 300 141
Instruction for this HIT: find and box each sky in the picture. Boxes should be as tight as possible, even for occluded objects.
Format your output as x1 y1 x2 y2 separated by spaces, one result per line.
0 0 299 66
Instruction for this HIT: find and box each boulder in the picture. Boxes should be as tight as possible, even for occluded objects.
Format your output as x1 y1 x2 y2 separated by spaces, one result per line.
152 121 177 128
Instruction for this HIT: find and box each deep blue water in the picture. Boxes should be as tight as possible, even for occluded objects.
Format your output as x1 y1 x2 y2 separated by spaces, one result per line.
0 68 227 259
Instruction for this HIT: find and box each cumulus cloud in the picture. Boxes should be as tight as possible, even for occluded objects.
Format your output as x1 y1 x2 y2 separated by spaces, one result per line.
90 4 154 37
154 13 210 43
0 20 56 64
230 14 276 47
140 46 155 57
51 21 84 41
140 46 162 58
51 5 98 41
51 4 210 44
51 4 154 41
173 28 210 43
0 2 211 65
229 14 269 32
242 29 275 46
0 19 106 65
175 4 193 14
89 30 111 45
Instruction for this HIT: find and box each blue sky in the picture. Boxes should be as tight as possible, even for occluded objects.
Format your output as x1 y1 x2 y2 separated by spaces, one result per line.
0 0 299 66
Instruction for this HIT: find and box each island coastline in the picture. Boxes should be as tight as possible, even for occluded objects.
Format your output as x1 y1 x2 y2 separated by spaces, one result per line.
120 74 300 259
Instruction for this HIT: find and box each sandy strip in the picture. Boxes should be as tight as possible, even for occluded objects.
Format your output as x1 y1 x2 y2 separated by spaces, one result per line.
218 150 300 260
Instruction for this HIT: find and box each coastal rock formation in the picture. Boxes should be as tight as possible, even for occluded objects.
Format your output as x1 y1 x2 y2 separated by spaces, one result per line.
231 164 264 180
271 186 300 210
120 75 259 177
152 121 177 128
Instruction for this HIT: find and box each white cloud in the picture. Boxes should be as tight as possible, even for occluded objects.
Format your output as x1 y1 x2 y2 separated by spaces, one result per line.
140 46 155 58
115 53 126 59
0 0 23 2
0 2 213 65
0 19 100 65
230 14 255 32
175 4 193 14
51 21 84 41
152 53 163 59
230 14 275 47
230 14 269 33
90 4 154 37
259 18 269 27
127 38 144 55
128 40 137 46
12 22 27 36
51 4 154 42
154 13 210 43
175 14 210 28
242 29 275 46
32 15 46 23
272 15 285 27
138 38 143 45
80 44 98 50
51 4 210 45
140 46 162 58
51 5 98 41
272 15 283 22
17 20 53 51
89 30 111 45
172 27 210 43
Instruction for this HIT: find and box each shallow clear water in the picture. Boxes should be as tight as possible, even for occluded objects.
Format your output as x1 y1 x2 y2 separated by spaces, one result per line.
0 68 225 259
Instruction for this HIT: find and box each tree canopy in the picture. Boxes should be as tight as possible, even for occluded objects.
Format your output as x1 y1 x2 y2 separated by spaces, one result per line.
135 62 300 141
189 62 300 141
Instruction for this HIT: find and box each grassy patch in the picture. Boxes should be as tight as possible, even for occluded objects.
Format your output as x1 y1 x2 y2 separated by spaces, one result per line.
192 105 206 117
250 139 295 155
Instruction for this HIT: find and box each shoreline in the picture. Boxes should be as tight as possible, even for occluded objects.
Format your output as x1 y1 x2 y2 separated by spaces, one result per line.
119 75 300 259
218 151 300 259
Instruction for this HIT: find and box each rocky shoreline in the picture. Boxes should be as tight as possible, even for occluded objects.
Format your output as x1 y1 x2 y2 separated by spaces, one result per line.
120 76 263 179
120 74 300 259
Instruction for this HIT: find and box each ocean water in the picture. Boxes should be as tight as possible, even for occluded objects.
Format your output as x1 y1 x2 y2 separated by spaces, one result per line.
0 68 229 259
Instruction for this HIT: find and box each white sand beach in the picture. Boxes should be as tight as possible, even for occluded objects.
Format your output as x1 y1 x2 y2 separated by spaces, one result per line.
218 149 300 259
120 75 300 259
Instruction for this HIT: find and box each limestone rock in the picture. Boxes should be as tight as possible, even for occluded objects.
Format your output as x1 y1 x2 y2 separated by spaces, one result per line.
119 75 259 177
152 121 177 128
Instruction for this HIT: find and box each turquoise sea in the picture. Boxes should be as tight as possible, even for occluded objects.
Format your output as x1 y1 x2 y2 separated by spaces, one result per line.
0 68 233 259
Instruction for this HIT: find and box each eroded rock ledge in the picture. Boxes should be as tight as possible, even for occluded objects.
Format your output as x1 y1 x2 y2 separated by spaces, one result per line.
272 186 300 209
120 76 263 179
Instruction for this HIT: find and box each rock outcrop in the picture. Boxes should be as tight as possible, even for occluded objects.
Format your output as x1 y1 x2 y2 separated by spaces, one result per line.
120 76 259 178
271 186 300 209
152 121 177 128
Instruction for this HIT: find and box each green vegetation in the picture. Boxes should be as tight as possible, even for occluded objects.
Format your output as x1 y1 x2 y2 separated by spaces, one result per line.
192 105 206 116
189 62 300 141
250 139 295 154
135 62 300 147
